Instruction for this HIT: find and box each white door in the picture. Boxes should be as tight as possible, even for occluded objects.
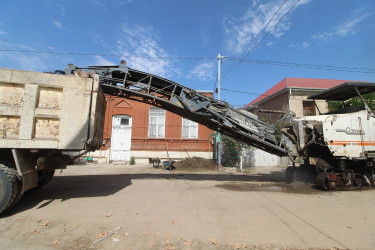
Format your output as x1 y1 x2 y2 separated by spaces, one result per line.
110 115 132 161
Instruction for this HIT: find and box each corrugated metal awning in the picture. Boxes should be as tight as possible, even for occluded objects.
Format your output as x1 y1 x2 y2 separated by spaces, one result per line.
307 82 375 101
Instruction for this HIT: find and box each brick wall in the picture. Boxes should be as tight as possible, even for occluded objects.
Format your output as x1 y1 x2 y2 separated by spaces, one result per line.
102 95 213 152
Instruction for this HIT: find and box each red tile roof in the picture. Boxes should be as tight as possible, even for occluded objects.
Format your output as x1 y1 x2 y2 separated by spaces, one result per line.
247 77 351 106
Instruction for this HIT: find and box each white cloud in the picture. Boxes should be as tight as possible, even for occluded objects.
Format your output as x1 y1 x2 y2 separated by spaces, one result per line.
289 41 309 49
116 24 175 77
14 54 47 71
88 31 109 48
90 0 105 7
0 42 48 71
94 55 116 66
54 20 63 29
301 42 309 48
57 3 69 20
187 62 215 80
90 0 131 9
0 51 47 71
0 20 6 35
313 10 372 43
224 0 311 55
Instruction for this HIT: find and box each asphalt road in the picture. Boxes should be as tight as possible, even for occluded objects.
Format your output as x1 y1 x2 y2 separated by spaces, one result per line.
0 164 374 249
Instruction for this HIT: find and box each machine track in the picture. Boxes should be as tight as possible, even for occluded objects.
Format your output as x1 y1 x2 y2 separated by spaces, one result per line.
315 173 329 191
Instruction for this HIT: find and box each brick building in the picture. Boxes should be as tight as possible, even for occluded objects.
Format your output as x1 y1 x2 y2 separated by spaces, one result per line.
91 91 214 163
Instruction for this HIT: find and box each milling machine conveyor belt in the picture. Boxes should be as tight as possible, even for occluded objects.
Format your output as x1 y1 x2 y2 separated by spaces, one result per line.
65 63 288 157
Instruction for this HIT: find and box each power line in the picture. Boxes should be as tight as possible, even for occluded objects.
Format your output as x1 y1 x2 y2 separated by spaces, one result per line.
0 49 216 60
244 0 301 58
222 0 289 78
1 48 375 74
225 57 375 74
221 88 270 96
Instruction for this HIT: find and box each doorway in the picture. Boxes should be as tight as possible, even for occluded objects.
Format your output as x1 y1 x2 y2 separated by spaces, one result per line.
110 115 132 161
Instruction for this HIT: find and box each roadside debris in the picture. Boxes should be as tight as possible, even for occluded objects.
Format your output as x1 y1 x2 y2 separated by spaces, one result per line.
91 227 121 245
52 240 59 245
209 238 217 245
165 246 176 250
184 240 192 246
173 157 216 171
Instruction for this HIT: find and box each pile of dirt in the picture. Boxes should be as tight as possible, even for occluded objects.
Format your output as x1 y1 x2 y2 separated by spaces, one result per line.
173 157 217 171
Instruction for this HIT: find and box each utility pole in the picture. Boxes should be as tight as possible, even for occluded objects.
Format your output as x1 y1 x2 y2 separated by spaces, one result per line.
216 53 224 169
217 54 222 100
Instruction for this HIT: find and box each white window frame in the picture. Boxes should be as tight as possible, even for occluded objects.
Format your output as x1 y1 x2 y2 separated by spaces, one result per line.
148 108 166 138
181 118 198 139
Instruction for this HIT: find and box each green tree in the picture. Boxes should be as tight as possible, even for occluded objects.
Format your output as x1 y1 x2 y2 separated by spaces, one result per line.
328 92 375 112
220 135 252 167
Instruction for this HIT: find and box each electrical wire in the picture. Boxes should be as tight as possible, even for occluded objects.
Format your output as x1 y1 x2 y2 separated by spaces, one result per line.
221 88 270 96
1 49 374 74
222 0 289 78
0 49 216 60
225 57 375 74
243 0 301 59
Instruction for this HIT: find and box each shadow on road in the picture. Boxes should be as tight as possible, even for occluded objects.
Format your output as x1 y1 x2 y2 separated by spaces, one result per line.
2 169 293 217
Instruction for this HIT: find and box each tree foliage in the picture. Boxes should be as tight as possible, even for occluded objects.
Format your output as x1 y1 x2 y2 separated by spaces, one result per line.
328 92 375 112
220 135 252 167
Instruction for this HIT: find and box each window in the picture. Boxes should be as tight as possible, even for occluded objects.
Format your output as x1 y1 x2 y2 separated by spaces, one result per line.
182 118 198 139
148 108 166 138
303 101 316 116
120 118 129 126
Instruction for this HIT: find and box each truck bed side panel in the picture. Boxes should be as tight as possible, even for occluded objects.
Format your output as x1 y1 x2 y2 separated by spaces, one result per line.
0 68 104 150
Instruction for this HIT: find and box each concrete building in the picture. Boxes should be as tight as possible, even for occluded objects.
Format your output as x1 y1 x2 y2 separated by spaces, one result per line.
247 77 350 123
90 91 214 164
243 77 354 168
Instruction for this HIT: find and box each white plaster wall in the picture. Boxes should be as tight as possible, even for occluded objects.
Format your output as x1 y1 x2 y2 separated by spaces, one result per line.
87 149 212 164
242 148 289 167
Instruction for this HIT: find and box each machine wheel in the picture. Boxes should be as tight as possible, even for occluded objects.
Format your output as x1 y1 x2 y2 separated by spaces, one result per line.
0 161 20 214
285 166 297 183
37 170 55 188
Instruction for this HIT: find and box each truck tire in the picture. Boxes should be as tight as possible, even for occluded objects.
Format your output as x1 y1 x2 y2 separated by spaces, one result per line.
37 169 55 188
0 162 20 214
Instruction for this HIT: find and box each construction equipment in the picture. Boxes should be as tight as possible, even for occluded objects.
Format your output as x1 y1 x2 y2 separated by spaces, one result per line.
65 61 288 156
0 67 105 213
1 62 374 214
66 62 375 191
280 82 375 190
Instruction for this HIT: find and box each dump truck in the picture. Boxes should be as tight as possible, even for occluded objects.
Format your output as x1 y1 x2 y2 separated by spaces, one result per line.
0 68 105 213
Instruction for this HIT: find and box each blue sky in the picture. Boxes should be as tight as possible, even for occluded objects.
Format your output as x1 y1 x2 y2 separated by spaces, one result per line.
0 0 374 106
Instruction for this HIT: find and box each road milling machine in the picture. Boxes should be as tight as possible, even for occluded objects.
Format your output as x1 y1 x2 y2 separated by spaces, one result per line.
1 62 374 214
65 62 375 191
280 82 375 190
